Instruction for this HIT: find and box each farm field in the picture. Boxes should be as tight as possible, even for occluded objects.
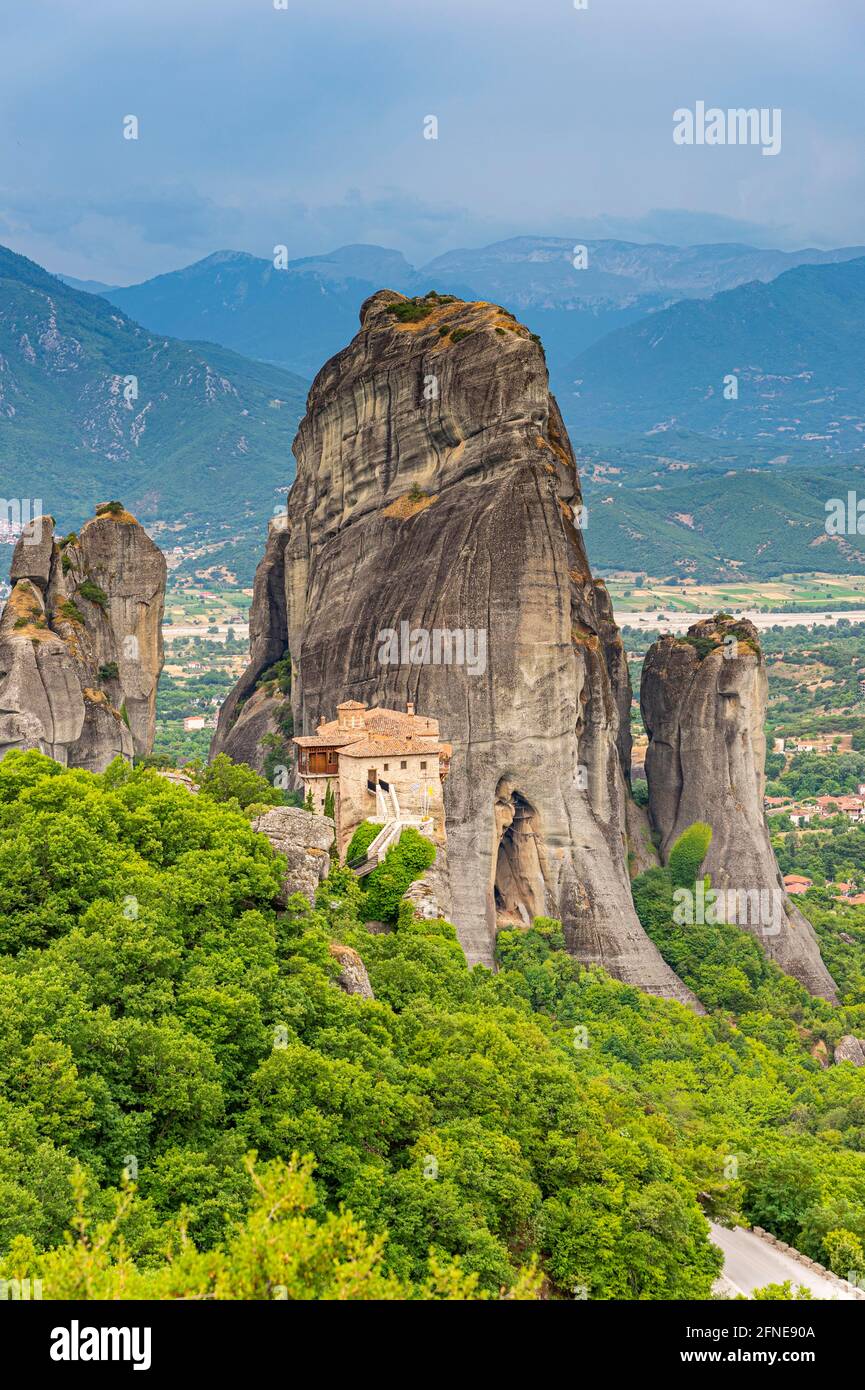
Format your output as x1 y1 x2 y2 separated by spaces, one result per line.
605 572 865 613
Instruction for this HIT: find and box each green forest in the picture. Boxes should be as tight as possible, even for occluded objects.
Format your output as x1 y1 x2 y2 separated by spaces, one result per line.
2 752 865 1299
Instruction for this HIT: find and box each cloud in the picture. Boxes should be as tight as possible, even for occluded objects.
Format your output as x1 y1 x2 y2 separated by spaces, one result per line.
1 0 864 280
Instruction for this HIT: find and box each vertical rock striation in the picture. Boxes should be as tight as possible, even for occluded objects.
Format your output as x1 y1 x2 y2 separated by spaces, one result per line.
641 615 837 1001
214 289 698 1006
0 503 165 771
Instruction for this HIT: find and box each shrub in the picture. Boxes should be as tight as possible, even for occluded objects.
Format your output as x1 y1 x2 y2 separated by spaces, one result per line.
632 780 649 808
682 635 716 660
346 819 381 865
667 822 713 888
97 662 119 682
386 300 434 324
750 1282 813 1301
96 501 125 516
256 654 292 696
78 578 109 611
363 828 436 922
58 599 85 625
823 1227 864 1279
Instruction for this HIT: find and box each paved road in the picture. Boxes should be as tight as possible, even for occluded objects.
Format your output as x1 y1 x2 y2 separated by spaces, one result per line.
616 609 865 633
710 1223 859 1300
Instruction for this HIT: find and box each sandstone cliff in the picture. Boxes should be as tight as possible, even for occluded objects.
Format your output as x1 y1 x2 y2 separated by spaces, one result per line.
209 522 294 778
214 289 697 1006
0 504 165 771
641 615 837 1001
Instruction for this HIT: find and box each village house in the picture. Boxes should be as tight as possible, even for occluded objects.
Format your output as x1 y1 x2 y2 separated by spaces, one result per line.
293 700 451 859
815 794 865 822
783 874 813 896
789 733 852 755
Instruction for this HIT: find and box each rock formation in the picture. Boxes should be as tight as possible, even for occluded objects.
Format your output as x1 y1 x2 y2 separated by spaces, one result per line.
834 1035 865 1067
0 503 165 771
215 289 697 1006
211 515 291 773
252 805 333 905
641 615 838 1001
329 942 374 999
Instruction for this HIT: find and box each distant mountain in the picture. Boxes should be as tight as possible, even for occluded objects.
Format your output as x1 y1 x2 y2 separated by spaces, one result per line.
56 274 118 295
422 236 865 307
561 257 865 450
579 435 865 582
92 237 865 388
104 246 423 379
0 245 308 553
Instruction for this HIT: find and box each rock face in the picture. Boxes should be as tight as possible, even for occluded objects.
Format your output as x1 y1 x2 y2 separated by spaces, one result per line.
641 616 837 1001
217 289 697 1007
328 943 374 999
834 1035 865 1067
252 805 333 905
401 852 454 924
0 505 165 771
211 516 291 773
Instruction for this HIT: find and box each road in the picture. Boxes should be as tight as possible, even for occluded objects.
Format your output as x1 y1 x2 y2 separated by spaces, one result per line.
162 623 250 641
615 609 865 633
710 1223 860 1300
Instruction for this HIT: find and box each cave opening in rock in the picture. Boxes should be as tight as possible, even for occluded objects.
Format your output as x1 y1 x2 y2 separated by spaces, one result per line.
493 782 546 927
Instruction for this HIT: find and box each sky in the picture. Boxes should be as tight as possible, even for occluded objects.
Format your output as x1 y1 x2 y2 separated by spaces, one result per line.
1 0 863 284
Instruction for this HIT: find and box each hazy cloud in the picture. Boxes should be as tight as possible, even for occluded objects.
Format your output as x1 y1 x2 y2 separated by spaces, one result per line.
1 0 862 282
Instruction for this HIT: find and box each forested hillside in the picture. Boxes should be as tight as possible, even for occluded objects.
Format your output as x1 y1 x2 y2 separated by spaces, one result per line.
2 752 865 1299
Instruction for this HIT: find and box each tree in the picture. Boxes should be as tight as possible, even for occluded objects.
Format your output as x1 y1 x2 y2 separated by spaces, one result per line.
823 1227 864 1280
198 753 283 811
750 1281 813 1300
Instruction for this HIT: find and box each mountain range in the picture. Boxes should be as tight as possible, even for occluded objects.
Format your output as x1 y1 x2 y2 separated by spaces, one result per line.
5 236 865 585
562 256 865 449
0 245 307 570
96 237 865 384
579 435 865 582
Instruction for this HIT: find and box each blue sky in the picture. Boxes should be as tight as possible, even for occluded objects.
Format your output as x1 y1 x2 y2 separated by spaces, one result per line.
1 0 863 283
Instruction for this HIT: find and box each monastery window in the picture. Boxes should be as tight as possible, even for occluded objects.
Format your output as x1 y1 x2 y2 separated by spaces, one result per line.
420 760 427 770
400 760 407 770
